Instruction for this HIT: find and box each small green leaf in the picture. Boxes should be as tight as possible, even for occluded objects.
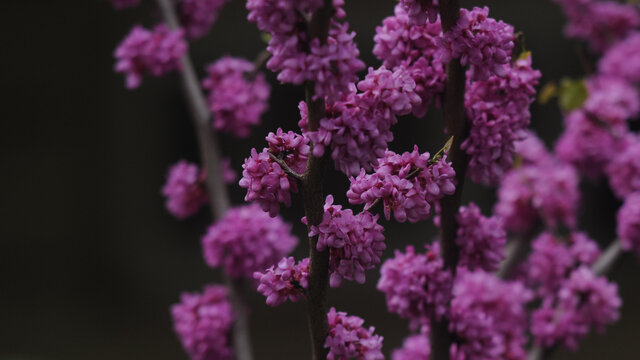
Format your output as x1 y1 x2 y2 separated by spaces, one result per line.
260 32 272 44
558 78 588 112
538 82 558 105
517 50 532 62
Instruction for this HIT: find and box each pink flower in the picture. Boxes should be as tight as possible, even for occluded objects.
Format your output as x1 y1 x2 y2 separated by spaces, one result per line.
162 160 208 219
438 7 515 81
399 0 440 25
617 192 640 258
254 257 310 306
179 0 230 39
456 203 506 272
114 24 187 89
306 195 386 288
202 56 270 138
325 307 384 360
599 32 640 84
377 244 452 324
605 135 640 199
531 267 621 350
171 285 234 360
239 129 310 216
347 147 455 223
202 204 298 278
392 331 430 360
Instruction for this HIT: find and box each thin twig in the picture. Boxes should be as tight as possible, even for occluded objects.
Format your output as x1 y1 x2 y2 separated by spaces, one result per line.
155 1 254 360
247 49 272 79
268 152 305 181
526 239 625 360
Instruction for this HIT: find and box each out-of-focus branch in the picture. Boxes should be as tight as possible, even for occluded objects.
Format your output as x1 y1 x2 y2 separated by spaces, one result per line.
155 1 253 360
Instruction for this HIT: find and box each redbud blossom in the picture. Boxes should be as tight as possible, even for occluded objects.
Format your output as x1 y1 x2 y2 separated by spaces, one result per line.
171 285 234 360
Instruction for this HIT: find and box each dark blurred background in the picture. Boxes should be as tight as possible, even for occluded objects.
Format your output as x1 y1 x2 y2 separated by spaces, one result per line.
1 0 638 359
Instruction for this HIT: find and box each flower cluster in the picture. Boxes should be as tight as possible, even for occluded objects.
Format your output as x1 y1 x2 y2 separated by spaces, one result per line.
201 204 298 278
523 232 600 297
325 307 384 360
162 160 208 219
552 0 640 52
347 147 455 223
531 266 621 350
495 153 580 233
618 192 640 258
179 0 230 39
599 32 640 84
399 0 440 25
373 4 446 116
254 257 310 306
300 66 422 176
605 135 640 199
239 129 310 216
171 285 234 360
392 331 430 360
462 54 541 184
555 110 620 179
456 202 506 272
202 56 270 138
246 0 364 100
584 76 640 132
114 24 187 89
110 0 139 10
438 6 515 81
449 270 532 360
377 244 452 324
306 196 385 288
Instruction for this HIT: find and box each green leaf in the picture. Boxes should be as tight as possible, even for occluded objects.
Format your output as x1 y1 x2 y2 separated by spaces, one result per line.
558 78 588 112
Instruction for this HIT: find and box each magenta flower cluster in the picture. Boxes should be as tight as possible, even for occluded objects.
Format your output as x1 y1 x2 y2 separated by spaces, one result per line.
449 270 532 360
162 160 208 219
202 56 270 138
462 55 541 184
523 232 601 297
300 66 421 176
202 204 298 278
531 266 621 350
254 256 310 306
496 140 580 232
307 195 385 288
552 0 640 52
438 7 515 81
456 202 506 272
246 0 364 101
599 32 640 84
325 307 384 360
392 331 430 360
171 285 234 360
179 0 230 39
377 244 452 324
605 135 640 199
400 0 440 25
239 129 310 216
114 24 187 89
348 146 456 223
374 4 446 117
583 76 640 133
617 192 640 258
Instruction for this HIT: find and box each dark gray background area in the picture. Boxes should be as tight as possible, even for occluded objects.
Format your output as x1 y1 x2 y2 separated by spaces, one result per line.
1 0 638 359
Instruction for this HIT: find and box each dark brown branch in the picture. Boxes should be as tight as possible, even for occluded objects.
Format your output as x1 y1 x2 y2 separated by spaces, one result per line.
155 1 253 359
303 1 334 359
431 2 468 360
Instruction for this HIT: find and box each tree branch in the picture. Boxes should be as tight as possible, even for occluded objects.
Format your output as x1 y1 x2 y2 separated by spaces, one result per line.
155 1 253 359
268 152 305 181
431 2 468 360
303 1 334 359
